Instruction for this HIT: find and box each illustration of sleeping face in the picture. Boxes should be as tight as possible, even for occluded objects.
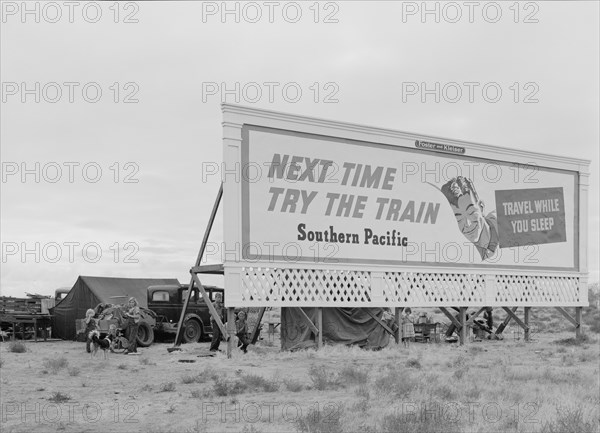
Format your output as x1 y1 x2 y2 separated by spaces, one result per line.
451 190 486 243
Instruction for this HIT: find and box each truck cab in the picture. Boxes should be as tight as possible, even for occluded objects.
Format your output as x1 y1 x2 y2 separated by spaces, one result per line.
147 284 224 343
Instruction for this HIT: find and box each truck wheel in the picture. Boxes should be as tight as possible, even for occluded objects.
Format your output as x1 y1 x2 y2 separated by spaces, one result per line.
183 319 202 343
136 322 154 347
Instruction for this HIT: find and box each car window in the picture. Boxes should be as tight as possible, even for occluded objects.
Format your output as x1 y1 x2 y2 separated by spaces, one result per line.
152 291 169 302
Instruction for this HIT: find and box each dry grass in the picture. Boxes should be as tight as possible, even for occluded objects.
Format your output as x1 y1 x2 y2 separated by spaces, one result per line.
1 325 598 433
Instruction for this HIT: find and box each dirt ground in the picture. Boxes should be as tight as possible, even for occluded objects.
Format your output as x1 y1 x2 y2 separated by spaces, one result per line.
1 330 599 433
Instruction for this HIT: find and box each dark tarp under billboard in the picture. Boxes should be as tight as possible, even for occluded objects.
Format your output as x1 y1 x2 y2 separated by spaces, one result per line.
280 307 391 350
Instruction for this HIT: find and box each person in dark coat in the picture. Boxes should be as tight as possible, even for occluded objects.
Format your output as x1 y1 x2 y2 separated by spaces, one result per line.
209 293 224 352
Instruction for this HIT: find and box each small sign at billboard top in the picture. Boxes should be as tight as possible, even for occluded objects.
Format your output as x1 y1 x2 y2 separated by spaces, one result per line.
415 140 466 155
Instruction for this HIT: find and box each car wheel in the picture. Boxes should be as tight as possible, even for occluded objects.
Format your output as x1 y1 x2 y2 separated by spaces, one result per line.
183 319 202 343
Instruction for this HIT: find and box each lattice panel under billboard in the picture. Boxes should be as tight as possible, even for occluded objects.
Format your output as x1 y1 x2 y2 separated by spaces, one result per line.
240 268 371 306
493 275 581 305
236 268 583 306
383 272 486 306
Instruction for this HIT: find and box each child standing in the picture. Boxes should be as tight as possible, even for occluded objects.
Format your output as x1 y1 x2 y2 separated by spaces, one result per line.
236 311 249 354
401 308 415 348
84 309 98 353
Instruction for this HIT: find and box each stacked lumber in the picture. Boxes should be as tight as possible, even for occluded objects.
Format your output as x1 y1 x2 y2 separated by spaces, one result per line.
0 296 42 314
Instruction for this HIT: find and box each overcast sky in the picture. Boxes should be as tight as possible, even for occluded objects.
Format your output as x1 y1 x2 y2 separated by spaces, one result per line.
1 1 598 297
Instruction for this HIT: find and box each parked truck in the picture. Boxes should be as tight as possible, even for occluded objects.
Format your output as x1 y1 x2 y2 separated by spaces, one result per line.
147 283 224 344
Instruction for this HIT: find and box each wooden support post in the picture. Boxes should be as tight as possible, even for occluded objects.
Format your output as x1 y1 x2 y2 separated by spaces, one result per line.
394 308 401 344
226 308 235 359
317 308 323 349
459 307 467 345
524 307 530 341
575 307 582 338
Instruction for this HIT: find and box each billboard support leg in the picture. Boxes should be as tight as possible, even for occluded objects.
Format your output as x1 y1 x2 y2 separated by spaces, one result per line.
524 307 530 341
502 307 529 337
575 307 582 338
226 307 235 359
394 308 401 344
459 308 467 345
317 308 323 349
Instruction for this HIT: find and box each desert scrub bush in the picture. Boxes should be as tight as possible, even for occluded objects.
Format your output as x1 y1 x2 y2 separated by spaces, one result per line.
283 378 303 392
241 373 280 392
295 404 343 433
452 366 469 380
139 356 156 366
374 369 419 397
117 363 127 370
7 341 27 353
555 333 593 346
43 357 68 374
405 358 422 369
48 391 71 403
430 384 456 400
338 365 369 384
159 382 176 392
561 354 575 366
446 354 467 369
181 374 203 384
67 367 80 376
541 406 598 433
355 385 370 399
212 377 248 396
464 384 482 400
191 389 212 399
308 365 340 391
381 408 450 433
352 398 369 413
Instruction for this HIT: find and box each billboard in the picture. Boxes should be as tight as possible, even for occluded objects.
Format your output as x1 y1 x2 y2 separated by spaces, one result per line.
238 125 578 271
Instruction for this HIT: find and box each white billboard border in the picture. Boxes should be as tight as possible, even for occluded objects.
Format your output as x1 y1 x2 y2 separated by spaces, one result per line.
222 104 590 308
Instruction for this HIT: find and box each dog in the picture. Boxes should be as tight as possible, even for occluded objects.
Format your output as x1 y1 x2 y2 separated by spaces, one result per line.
88 330 112 360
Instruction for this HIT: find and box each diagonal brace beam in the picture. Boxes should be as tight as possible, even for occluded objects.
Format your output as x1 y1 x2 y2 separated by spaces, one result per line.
495 307 518 335
502 307 529 332
364 309 395 336
440 307 462 329
555 307 579 328
296 308 319 336
191 273 227 338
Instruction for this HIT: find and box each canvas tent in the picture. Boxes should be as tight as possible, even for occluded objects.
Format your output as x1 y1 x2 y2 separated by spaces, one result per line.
281 307 391 350
52 275 180 340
